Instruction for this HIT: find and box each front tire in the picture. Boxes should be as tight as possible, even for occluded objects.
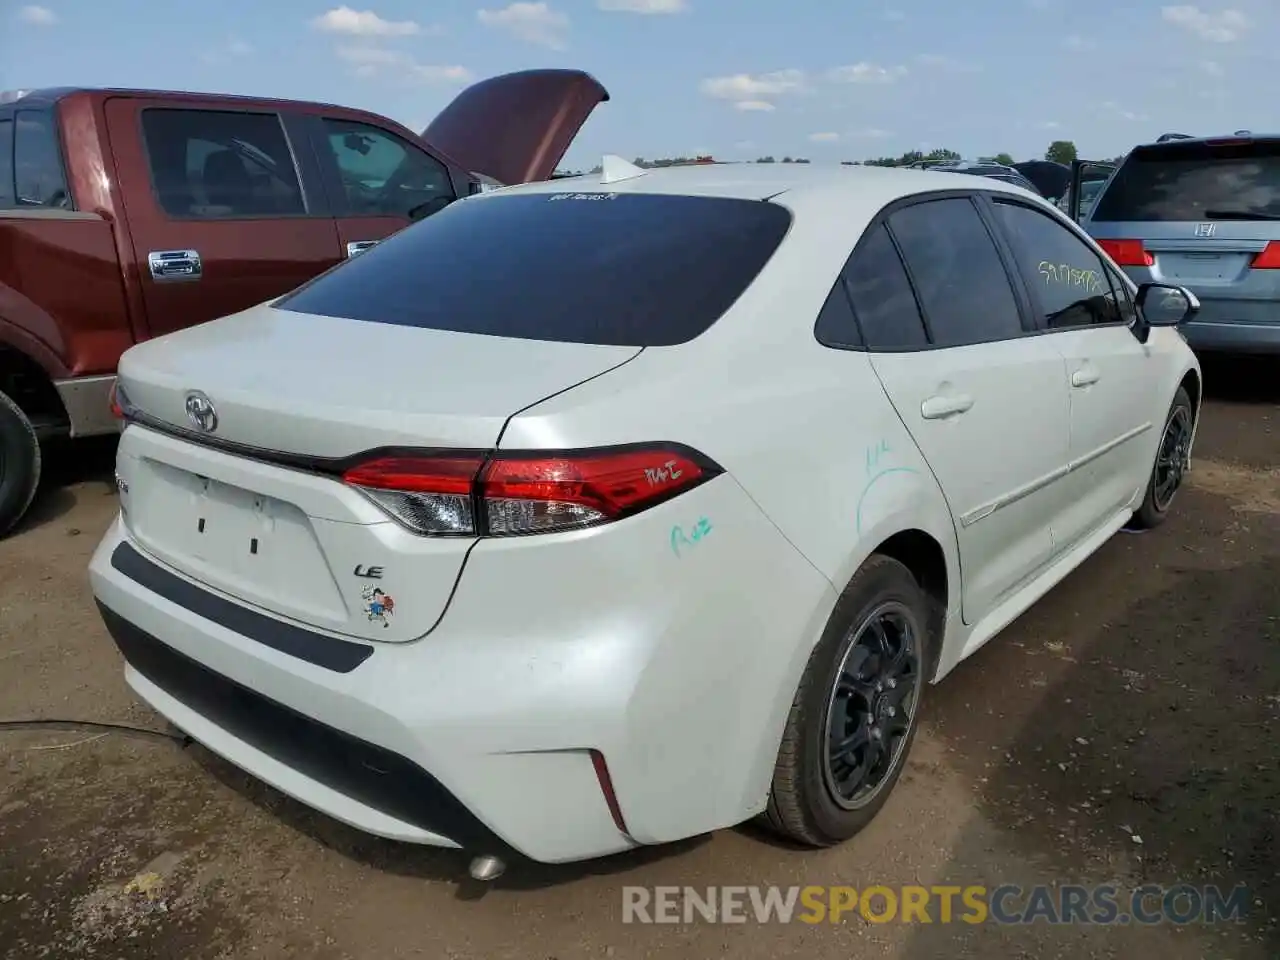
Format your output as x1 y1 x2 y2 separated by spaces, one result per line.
1130 385 1193 531
760 554 934 847
0 389 42 539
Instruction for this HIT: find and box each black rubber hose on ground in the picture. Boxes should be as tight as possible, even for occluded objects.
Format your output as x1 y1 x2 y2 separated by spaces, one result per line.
0 718 190 745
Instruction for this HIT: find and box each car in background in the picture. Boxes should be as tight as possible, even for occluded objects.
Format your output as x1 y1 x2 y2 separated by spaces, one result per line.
91 160 1201 873
1070 131 1280 356
924 159 1043 196
1058 177 1107 217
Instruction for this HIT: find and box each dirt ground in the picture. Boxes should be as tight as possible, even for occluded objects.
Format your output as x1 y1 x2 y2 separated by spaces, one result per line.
1 356 1276 960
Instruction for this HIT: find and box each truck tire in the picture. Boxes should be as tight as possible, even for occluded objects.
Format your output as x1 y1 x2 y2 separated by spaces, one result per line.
0 388 42 538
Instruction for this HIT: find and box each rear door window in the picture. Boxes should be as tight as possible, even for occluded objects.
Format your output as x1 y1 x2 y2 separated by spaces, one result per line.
140 109 307 218
277 192 793 347
1092 140 1280 222
888 197 1025 347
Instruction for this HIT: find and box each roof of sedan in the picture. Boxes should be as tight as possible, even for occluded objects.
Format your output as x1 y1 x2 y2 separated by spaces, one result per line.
482 159 1039 206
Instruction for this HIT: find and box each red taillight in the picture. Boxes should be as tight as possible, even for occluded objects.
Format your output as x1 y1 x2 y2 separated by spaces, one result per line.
108 381 128 419
1252 241 1280 269
341 445 717 537
1097 239 1154 267
342 454 485 536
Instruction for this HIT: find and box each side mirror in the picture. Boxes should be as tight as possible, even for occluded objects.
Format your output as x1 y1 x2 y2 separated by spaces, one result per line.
1135 282 1200 327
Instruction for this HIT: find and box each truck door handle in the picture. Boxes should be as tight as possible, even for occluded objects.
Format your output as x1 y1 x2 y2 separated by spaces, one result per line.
1071 367 1101 388
346 240 379 258
921 394 974 419
148 249 202 283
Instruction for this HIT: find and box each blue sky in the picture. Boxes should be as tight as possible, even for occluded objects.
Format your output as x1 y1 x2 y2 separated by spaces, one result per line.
3 0 1274 168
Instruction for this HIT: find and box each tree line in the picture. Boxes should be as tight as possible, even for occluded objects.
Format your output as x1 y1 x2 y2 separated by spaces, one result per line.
559 141 1128 177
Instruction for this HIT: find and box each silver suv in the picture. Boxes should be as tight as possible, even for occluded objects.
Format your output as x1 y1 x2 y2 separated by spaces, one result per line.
1072 133 1280 356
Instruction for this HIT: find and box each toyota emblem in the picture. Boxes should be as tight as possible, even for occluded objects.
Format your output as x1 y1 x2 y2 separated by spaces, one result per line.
184 391 218 433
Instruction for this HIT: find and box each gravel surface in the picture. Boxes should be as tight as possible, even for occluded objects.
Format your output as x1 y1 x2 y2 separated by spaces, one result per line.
1 357 1276 959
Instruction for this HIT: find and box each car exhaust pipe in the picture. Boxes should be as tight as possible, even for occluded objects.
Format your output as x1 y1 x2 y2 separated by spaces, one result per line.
468 854 506 882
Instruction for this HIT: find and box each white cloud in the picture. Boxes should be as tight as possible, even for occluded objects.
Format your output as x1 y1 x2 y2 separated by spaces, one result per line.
1062 34 1095 51
201 37 254 63
1161 6 1248 42
334 44 470 83
312 6 421 36
596 0 686 12
851 127 892 139
826 62 908 84
1201 59 1225 76
808 131 840 142
882 8 906 21
410 64 473 83
1037 120 1062 130
1102 100 1150 122
915 53 982 73
17 5 57 25
700 69 805 111
478 2 570 49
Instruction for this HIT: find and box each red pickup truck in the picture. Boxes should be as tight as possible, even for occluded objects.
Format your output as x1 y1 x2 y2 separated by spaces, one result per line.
0 70 608 536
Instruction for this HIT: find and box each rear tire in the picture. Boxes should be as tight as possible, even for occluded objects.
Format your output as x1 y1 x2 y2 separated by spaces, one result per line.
0 388 42 539
1129 386 1193 531
759 554 934 847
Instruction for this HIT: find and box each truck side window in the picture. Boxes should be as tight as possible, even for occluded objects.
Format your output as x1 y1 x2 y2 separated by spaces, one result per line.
320 118 455 219
13 110 70 208
0 119 14 208
140 109 307 219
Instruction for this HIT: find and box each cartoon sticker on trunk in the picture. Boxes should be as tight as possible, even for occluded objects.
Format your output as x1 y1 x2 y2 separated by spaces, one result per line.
361 585 396 627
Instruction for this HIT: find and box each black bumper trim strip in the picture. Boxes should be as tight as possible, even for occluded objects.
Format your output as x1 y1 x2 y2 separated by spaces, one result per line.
110 541 374 673
97 601 510 853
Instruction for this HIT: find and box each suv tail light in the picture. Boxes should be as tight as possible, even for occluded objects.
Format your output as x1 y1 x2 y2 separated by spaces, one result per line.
342 445 721 537
1097 239 1154 267
1252 241 1280 269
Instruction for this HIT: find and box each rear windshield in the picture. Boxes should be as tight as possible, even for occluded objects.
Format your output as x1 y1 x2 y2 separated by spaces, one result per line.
1091 140 1280 222
277 191 793 347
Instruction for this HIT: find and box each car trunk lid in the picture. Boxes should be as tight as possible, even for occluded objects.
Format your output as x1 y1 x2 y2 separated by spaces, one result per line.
421 68 608 186
114 303 640 642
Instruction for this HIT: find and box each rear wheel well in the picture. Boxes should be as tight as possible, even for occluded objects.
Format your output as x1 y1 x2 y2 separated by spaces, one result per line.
0 347 67 432
873 529 948 677
1179 369 1201 422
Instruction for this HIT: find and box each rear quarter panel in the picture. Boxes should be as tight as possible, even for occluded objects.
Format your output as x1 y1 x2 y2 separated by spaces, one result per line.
497 205 963 826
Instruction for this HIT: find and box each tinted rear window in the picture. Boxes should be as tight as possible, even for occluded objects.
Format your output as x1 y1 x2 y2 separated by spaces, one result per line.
1092 140 1280 222
277 192 793 347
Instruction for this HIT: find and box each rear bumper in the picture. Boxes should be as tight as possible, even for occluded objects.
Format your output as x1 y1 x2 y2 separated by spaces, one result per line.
1182 320 1280 355
89 475 835 863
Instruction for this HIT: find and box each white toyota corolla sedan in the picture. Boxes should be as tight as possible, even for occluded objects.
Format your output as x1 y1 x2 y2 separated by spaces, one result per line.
90 159 1202 876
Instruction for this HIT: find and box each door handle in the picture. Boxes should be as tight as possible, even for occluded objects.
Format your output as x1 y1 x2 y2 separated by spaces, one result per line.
1071 367 1101 388
148 249 202 283
921 394 974 419
346 240 379 258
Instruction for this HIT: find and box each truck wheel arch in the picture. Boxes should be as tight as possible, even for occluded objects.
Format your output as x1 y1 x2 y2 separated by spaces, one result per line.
0 339 71 434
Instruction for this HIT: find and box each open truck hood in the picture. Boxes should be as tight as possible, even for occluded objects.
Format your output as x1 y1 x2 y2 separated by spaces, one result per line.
422 68 608 186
